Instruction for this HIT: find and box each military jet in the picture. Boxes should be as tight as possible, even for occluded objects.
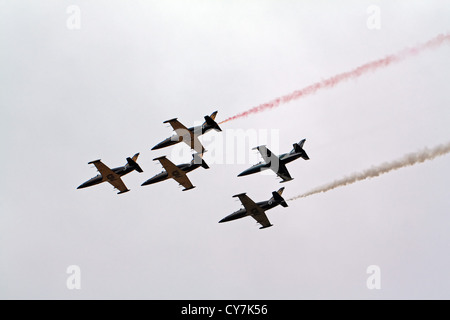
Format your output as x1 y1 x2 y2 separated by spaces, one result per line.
151 111 222 154
219 187 288 229
238 139 309 183
77 153 143 194
142 153 209 191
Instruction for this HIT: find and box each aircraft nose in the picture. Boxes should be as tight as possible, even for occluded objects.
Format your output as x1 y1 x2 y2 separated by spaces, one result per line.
218 214 235 223
141 176 159 186
237 169 249 177
77 182 88 189
151 139 168 150
151 144 161 151
237 167 256 177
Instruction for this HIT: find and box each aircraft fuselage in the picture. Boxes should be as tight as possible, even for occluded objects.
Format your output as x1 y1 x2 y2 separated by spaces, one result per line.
77 165 133 189
151 125 216 151
219 200 280 223
279 151 302 164
238 151 302 176
141 162 203 186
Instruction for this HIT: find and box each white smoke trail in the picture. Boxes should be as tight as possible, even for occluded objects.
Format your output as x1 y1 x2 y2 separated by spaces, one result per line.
288 142 450 201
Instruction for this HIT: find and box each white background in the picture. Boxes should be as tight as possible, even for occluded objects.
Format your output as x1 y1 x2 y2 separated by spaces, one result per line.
1 0 449 299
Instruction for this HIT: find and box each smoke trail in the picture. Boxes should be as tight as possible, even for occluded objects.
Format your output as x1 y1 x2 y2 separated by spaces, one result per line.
288 142 450 201
220 33 450 124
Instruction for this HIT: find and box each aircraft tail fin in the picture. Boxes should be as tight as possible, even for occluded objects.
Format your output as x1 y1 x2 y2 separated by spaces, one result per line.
127 153 144 173
277 187 285 196
203 111 222 132
131 153 140 162
293 139 310 160
298 139 306 148
271 187 288 207
192 153 209 169
209 111 218 121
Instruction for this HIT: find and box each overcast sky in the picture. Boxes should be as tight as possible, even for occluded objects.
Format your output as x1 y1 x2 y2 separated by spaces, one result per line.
1 0 450 299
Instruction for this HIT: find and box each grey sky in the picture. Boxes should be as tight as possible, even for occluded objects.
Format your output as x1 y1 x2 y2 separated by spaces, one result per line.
1 1 450 299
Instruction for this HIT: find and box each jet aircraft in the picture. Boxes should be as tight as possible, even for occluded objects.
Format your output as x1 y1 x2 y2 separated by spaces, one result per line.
77 153 143 194
151 111 222 154
238 139 309 183
142 153 209 191
219 187 288 229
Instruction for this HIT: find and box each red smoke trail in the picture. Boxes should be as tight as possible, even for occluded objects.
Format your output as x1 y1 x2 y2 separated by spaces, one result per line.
220 33 450 124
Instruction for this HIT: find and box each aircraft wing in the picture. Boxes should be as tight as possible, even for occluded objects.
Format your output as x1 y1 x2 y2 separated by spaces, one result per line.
164 119 205 154
276 163 293 182
188 135 205 154
164 118 190 135
89 160 129 193
233 193 272 229
154 156 195 191
255 145 291 180
254 145 279 165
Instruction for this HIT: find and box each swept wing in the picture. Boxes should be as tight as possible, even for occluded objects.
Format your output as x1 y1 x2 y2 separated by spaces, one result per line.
233 193 272 229
88 160 129 194
154 156 195 191
164 118 205 154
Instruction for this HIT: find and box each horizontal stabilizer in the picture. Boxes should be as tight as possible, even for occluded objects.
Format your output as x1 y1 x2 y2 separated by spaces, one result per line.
192 153 209 169
259 224 273 229
204 115 222 132
272 189 288 207
182 186 196 191
127 156 143 173
293 139 310 160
